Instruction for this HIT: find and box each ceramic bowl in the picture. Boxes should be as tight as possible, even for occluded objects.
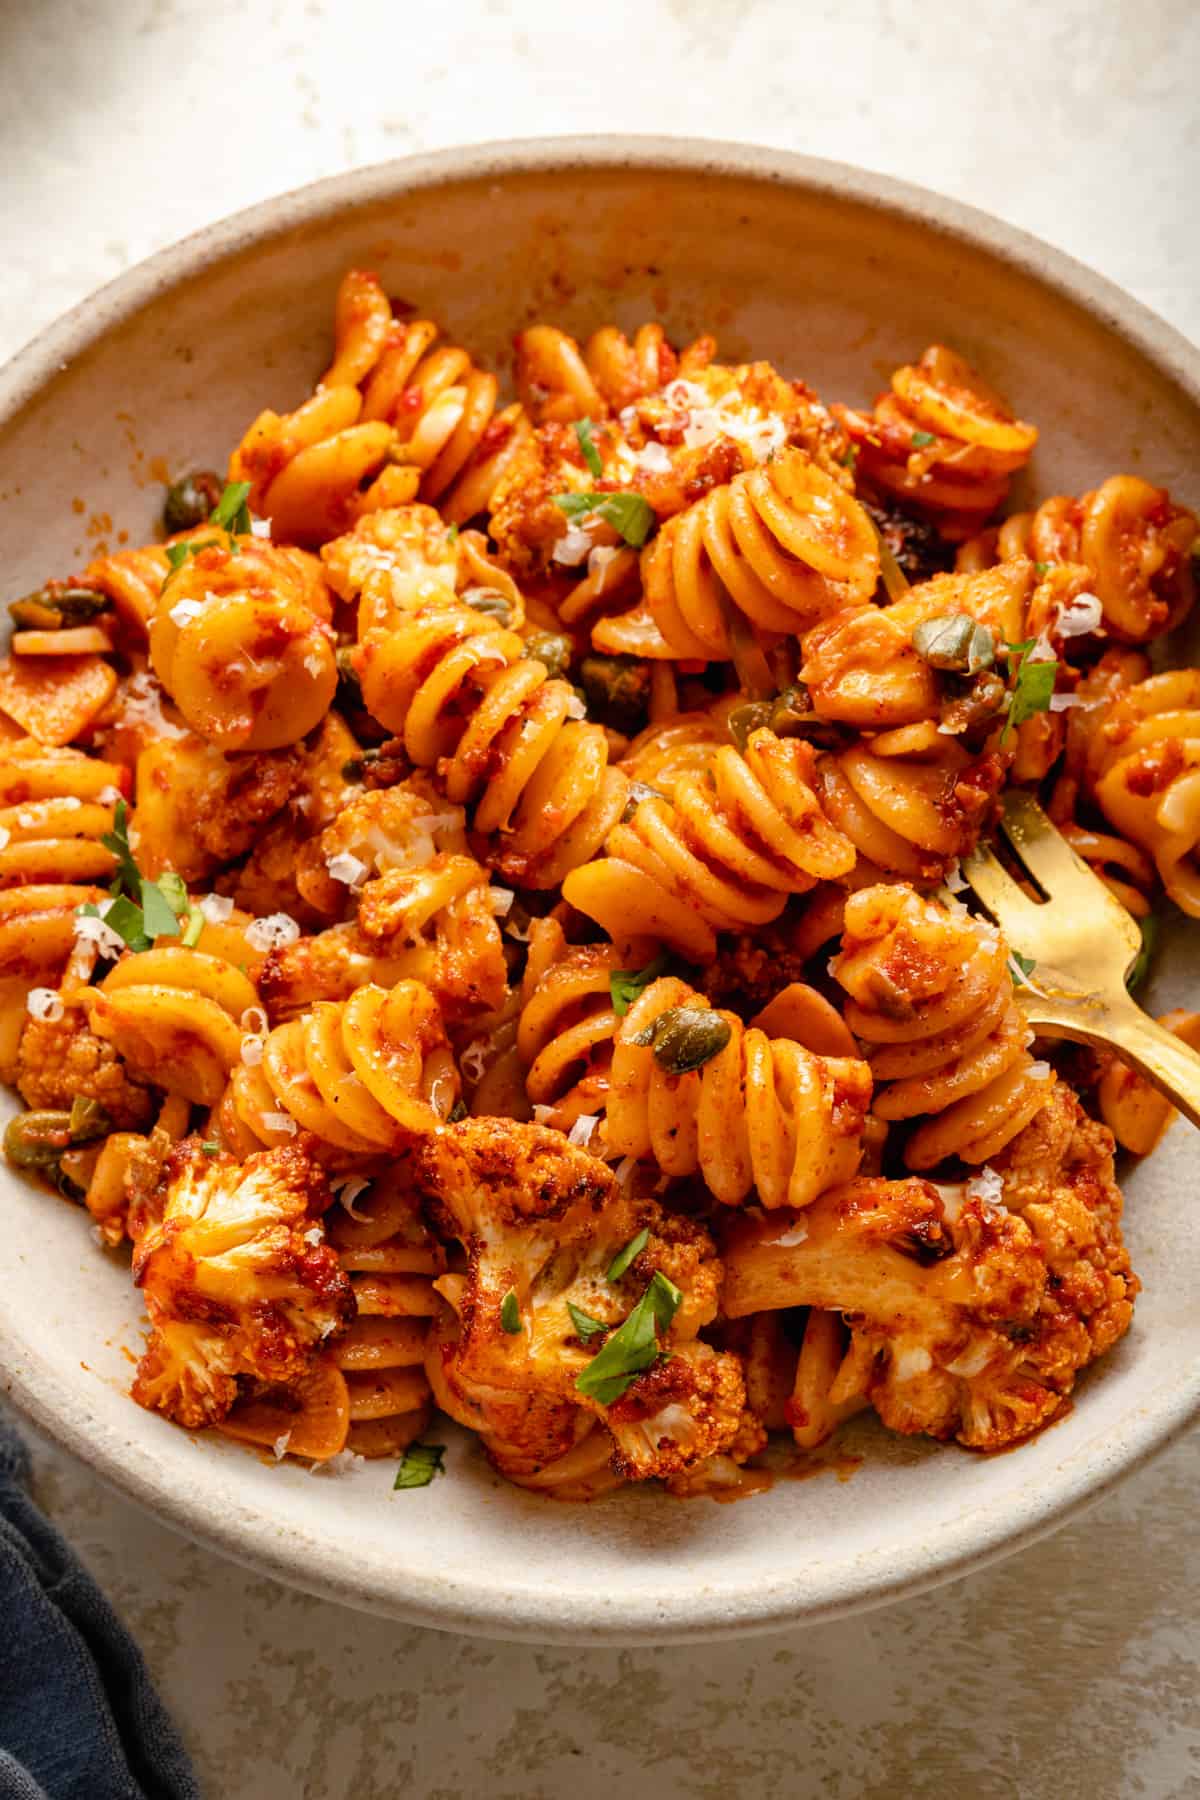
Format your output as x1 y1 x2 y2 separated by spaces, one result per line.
0 139 1197 1645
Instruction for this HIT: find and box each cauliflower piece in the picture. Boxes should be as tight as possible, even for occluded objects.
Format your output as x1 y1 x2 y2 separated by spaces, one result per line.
135 735 303 881
419 1117 745 1481
18 1000 153 1130
130 1138 355 1429
722 1088 1137 1452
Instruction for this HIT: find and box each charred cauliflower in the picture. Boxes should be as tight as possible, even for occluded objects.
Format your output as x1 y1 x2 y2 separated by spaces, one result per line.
419 1116 747 1481
130 1138 355 1429
723 1086 1137 1452
18 999 153 1130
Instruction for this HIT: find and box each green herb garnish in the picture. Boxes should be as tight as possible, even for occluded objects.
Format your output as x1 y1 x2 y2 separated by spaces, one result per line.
445 523 459 543
552 490 656 549
208 479 253 536
1010 950 1037 987
999 639 1058 744
393 1443 447 1490
78 798 196 954
574 1271 681 1404
573 418 604 479
201 1141 221 1156
606 1227 650 1284
1035 562 1052 576
609 953 671 1018
840 444 859 470
1126 912 1159 991
500 1289 521 1334
910 430 936 448
630 1004 732 1075
566 1301 609 1345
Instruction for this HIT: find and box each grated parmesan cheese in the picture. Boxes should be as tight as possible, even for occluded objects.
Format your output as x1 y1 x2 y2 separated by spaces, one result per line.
326 851 369 889
168 598 205 628
487 887 514 916
633 441 672 475
1055 592 1103 638
460 1039 488 1083
531 1104 555 1125
26 988 63 1022
245 912 300 951
73 910 126 960
966 1165 1007 1217
614 1156 637 1189
567 1113 599 1147
261 1111 298 1136
770 1217 809 1247
302 1227 323 1247
1027 1060 1053 1081
307 1450 366 1478
945 1339 995 1379
272 1431 292 1460
240 1036 264 1068
332 1174 372 1220
564 695 587 720
250 517 273 540
552 524 594 567
199 893 234 924
0 828 9 850
98 785 123 805
121 670 186 740
1049 693 1082 712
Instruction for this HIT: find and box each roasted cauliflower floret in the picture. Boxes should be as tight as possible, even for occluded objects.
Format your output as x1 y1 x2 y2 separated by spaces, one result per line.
723 1088 1137 1452
17 1000 153 1130
419 1116 745 1481
130 1139 355 1429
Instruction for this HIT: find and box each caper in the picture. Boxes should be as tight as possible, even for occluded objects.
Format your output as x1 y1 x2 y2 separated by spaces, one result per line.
447 1098 469 1123
630 1005 732 1075
768 683 816 736
938 669 1007 737
163 469 225 535
462 586 514 625
578 655 652 733
9 585 111 631
727 699 774 750
69 1095 111 1141
912 613 995 674
524 631 573 681
621 780 668 822
4 1110 73 1170
335 645 363 711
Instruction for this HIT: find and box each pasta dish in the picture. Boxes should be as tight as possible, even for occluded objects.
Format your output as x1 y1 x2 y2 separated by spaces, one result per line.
2 270 1195 1499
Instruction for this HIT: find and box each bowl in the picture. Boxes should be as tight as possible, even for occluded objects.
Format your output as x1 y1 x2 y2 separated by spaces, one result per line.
0 138 1197 1646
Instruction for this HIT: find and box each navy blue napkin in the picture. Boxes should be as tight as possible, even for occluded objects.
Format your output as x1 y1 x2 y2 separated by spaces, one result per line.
0 1412 199 1800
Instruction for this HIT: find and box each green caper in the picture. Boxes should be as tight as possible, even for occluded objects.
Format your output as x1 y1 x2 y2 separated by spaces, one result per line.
69 1095 111 1141
4 1110 73 1170
727 699 774 750
9 585 111 631
447 1098 469 1123
163 469 225 535
621 780 668 822
631 1005 732 1075
912 613 995 674
462 587 514 625
335 645 363 711
524 631 573 681
768 683 815 736
938 668 1007 737
578 655 651 733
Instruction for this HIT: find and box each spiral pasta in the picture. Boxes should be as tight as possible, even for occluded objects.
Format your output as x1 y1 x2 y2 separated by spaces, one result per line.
148 537 337 750
604 974 872 1208
833 883 1053 1169
563 729 856 962
221 977 459 1158
0 742 124 889
834 345 1037 540
325 1171 441 1457
355 599 630 889
955 476 1197 642
230 269 532 542
597 451 880 663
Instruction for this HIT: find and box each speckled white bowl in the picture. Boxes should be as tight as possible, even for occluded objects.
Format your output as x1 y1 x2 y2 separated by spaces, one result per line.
0 139 1197 1645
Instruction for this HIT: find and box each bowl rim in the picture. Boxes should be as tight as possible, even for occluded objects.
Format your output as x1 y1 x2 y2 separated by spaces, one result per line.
1 135 1197 1645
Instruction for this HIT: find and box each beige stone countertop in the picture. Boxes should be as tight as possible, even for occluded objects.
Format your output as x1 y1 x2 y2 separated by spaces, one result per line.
2 1 1198 1794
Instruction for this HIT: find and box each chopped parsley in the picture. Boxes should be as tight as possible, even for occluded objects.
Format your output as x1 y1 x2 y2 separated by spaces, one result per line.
77 799 199 953
161 480 254 589
393 1443 447 1490
566 1301 609 1344
573 417 604 479
910 429 936 448
606 1227 650 1283
840 444 859 470
500 1289 521 1334
552 490 656 549
574 1270 681 1404
1035 562 1052 576
609 952 671 1018
1126 912 1159 991
201 1141 221 1156
999 639 1058 744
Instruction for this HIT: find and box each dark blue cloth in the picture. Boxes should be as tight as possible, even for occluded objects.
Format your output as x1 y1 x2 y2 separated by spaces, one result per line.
0 1413 199 1800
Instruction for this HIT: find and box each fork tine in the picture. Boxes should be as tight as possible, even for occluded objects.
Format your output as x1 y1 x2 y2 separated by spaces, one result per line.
958 839 1043 938
998 791 1142 959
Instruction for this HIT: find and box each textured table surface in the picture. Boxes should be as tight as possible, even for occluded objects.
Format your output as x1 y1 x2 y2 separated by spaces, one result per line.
2 2 1198 1796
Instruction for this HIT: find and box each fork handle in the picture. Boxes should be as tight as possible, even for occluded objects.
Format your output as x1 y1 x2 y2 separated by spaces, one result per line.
1025 993 1200 1132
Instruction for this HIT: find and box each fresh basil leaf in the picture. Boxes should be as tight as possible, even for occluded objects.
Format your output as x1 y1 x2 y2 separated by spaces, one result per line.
610 953 671 1018
445 523 459 543
140 878 183 941
573 417 604 478
94 894 151 953
910 429 936 448
566 1301 609 1344
552 490 656 549
500 1289 521 1334
393 1443 447 1490
181 907 205 948
156 871 190 918
1034 562 1052 576
164 542 191 571
605 1227 649 1283
1010 950 1037 987
574 1271 682 1404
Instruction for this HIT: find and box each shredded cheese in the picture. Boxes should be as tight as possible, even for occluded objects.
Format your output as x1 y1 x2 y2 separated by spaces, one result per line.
245 912 300 951
198 893 235 924
26 988 64 1022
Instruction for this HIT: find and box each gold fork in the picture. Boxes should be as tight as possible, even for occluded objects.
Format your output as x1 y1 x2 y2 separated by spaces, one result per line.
961 790 1200 1130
